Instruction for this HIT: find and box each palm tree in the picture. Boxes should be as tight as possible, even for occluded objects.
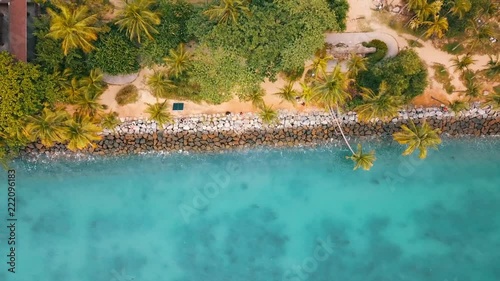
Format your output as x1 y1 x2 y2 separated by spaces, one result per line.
354 81 403 122
63 77 85 103
300 82 315 103
465 21 494 50
259 105 278 125
100 111 121 131
244 88 266 108
24 107 70 147
423 14 448 39
346 53 367 79
393 120 441 159
73 88 108 118
484 54 500 79
463 71 481 99
46 4 101 55
311 47 334 78
79 69 105 93
145 101 173 125
483 87 500 110
115 0 161 43
274 82 298 105
407 0 426 11
203 0 250 25
64 115 102 151
311 66 376 170
450 54 476 74
346 144 376 171
163 44 193 79
147 70 175 98
416 0 442 21
448 100 469 113
449 0 472 19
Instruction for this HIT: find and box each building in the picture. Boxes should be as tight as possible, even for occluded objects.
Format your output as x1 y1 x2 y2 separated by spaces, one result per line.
0 0 37 62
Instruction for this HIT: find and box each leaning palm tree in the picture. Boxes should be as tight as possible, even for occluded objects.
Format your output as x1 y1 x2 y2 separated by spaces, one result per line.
274 81 298 105
422 14 449 39
259 105 279 125
24 107 70 147
393 120 441 159
73 88 108 118
346 144 376 171
147 70 175 98
115 0 161 43
450 54 476 74
311 65 376 170
145 101 173 125
354 81 403 122
64 114 102 151
163 43 193 79
346 53 367 79
203 0 250 25
46 4 102 55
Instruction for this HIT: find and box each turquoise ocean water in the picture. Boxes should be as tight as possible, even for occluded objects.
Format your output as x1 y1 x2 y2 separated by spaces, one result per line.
1 138 500 281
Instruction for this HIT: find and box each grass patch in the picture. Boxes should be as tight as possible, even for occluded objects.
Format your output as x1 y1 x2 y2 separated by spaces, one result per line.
116 84 139 106
432 63 455 94
407 39 423 48
442 42 464 55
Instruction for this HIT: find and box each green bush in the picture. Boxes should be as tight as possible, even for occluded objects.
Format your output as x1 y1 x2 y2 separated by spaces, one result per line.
88 29 140 75
326 0 349 31
363 39 388 64
115 85 139 106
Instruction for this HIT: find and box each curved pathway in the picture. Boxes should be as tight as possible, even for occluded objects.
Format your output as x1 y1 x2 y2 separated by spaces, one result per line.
325 31 400 58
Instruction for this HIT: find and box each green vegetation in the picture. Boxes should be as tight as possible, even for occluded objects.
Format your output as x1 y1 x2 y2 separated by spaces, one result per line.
87 28 140 75
259 105 279 125
407 39 424 48
116 85 140 106
326 0 350 31
145 102 173 125
362 40 388 64
114 0 161 43
393 120 442 159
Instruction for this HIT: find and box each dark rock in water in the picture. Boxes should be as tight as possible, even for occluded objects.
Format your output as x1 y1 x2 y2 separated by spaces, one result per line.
371 178 380 185
241 183 249 190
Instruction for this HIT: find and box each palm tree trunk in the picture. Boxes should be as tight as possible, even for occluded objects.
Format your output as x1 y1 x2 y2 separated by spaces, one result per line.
328 106 355 155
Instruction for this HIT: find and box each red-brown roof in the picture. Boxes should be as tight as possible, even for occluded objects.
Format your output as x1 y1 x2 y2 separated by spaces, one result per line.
9 0 27 61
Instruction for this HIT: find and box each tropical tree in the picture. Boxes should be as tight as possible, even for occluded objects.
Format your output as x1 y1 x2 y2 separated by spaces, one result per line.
46 4 102 55
347 53 367 79
448 100 469 113
310 47 334 78
24 107 70 147
79 68 105 93
423 14 449 39
346 144 376 171
483 87 500 110
484 54 500 79
274 82 298 105
115 0 161 43
310 65 376 170
147 70 175 98
300 82 315 103
465 21 494 50
450 54 476 74
145 101 173 125
244 88 266 109
63 77 85 102
73 88 107 118
463 71 481 99
354 81 403 122
259 105 278 125
64 115 102 151
163 43 193 79
100 111 121 131
393 120 441 159
449 0 472 19
203 0 251 25
416 0 442 21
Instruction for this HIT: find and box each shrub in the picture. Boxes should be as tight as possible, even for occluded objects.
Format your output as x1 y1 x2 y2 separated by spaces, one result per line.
88 28 140 75
115 84 139 106
326 0 349 31
362 39 388 64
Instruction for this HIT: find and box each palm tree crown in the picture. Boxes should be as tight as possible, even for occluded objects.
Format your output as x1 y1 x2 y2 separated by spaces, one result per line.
203 0 251 25
65 115 102 151
259 105 279 125
115 0 161 43
311 65 350 109
393 120 441 159
163 44 193 79
354 81 403 122
47 4 102 55
423 14 448 39
147 70 175 98
24 108 70 147
450 54 476 74
274 82 298 105
145 101 173 125
346 144 376 171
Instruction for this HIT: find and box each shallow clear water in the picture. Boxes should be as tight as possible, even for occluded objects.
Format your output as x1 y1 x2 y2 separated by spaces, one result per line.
1 138 500 281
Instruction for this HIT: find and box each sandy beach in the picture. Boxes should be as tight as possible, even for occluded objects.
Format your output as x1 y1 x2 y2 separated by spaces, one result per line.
101 0 496 118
